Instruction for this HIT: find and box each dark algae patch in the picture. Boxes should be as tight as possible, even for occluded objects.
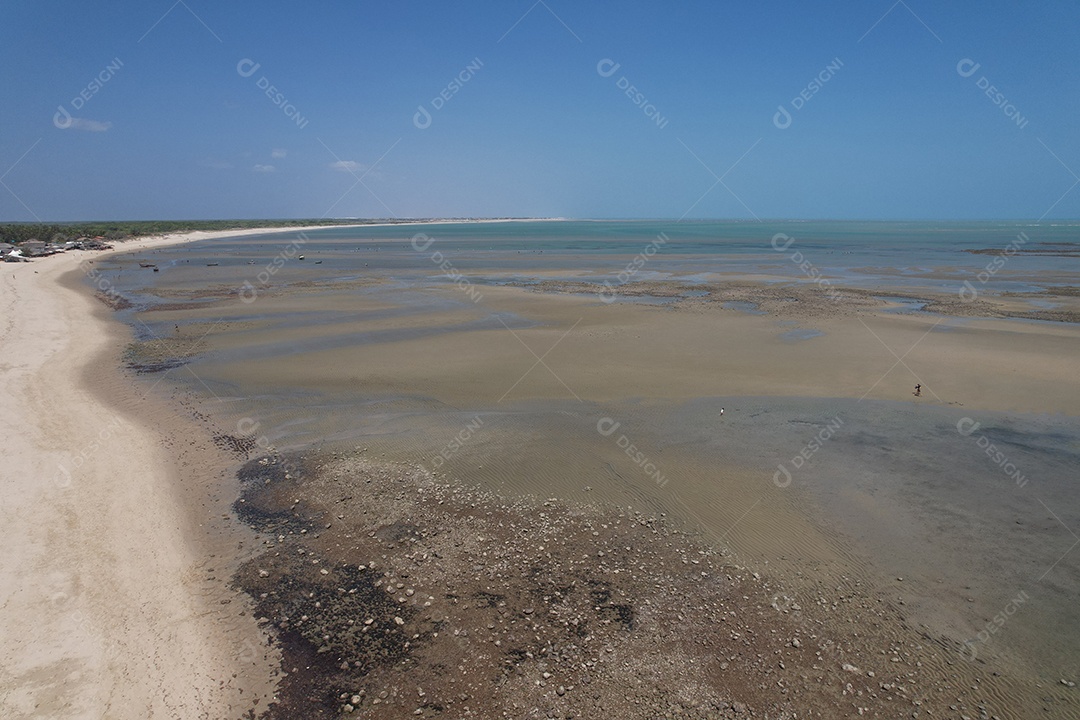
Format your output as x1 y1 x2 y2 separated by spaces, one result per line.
233 456 312 535
214 433 262 458
123 337 203 374
226 451 1058 719
236 555 415 718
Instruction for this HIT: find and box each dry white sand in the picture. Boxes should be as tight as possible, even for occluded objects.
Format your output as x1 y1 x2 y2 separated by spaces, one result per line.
0 227 332 719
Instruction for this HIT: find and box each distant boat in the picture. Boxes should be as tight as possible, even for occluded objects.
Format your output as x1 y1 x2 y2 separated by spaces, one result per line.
139 262 156 268
206 262 219 266
298 255 305 260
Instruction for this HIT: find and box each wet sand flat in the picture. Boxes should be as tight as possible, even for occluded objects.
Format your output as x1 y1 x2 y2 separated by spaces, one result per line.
183 283 1080 413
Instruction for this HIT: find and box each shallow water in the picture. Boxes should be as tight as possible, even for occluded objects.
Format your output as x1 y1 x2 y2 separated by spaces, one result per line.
875 295 929 313
723 300 767 315
187 375 1080 681
95 220 1080 697
779 328 826 341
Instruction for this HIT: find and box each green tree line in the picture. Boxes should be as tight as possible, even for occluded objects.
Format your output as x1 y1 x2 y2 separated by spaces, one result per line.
0 219 406 245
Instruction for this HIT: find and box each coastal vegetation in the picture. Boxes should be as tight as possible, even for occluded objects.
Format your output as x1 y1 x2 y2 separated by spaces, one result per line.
0 219 397 245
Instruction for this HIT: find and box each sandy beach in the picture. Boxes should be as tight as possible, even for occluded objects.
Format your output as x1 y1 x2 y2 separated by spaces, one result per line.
0 227 335 719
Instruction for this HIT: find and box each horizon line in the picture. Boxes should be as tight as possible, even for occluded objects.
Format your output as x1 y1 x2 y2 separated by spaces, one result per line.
2 217 1078 225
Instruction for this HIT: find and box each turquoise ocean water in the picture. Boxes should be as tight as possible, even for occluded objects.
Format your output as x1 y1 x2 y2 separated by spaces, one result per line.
125 219 1077 295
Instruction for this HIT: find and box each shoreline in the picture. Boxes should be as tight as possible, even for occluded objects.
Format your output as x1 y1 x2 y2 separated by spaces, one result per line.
0 225 338 718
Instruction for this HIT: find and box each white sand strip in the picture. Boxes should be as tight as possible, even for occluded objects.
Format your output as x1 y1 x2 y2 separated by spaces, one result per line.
0 227 332 719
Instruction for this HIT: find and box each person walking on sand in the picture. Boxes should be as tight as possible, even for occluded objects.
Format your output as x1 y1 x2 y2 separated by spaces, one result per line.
914 384 921 396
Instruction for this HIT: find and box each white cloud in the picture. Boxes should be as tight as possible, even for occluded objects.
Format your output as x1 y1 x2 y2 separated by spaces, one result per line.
330 160 363 173
253 164 276 173
68 118 112 132
271 148 287 159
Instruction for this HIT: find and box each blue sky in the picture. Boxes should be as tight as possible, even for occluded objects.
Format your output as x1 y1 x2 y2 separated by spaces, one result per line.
2 0 1078 221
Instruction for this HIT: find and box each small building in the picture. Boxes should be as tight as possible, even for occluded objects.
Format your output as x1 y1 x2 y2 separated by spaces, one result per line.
72 238 110 251
0 242 15 256
21 240 48 256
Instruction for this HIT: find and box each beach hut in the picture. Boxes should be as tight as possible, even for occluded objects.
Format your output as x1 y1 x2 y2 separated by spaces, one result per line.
21 240 48 257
